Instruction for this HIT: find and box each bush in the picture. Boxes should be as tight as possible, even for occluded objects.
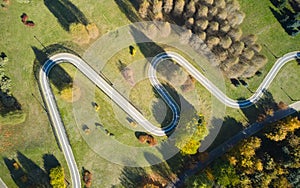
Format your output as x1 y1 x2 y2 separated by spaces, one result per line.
49 166 66 188
86 23 99 39
69 23 90 44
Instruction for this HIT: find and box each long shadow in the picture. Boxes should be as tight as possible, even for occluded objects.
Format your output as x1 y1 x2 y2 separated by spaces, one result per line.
0 92 22 116
3 157 30 187
144 152 175 183
43 154 60 174
207 116 243 151
32 46 73 91
269 3 300 36
114 0 141 23
4 152 51 187
119 166 147 187
44 0 89 31
16 152 50 186
240 90 279 123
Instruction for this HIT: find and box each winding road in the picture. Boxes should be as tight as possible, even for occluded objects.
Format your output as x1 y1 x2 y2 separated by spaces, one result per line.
39 51 299 188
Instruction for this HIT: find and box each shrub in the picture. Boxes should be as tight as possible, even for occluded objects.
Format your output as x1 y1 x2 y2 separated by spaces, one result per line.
69 23 90 44
86 23 99 39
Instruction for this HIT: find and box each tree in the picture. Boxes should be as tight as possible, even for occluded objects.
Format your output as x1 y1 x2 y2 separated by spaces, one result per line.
265 116 300 141
195 18 209 31
214 0 225 8
152 0 163 20
69 23 90 44
228 27 243 41
212 160 240 187
49 166 66 188
172 0 185 16
195 5 208 18
158 21 171 38
219 36 232 49
184 0 196 18
175 114 209 155
163 0 173 14
139 0 150 18
86 23 99 39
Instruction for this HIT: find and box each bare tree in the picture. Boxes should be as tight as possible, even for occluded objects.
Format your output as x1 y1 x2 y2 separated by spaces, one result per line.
206 36 220 48
139 0 150 18
228 27 243 41
185 17 195 29
172 0 185 16
152 0 163 20
213 0 225 9
163 0 173 14
229 41 244 56
241 48 255 60
251 43 262 52
184 0 196 18
242 34 257 47
195 18 209 30
220 35 232 49
195 4 208 18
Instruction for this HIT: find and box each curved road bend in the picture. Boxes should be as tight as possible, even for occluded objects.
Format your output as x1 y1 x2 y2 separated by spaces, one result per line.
151 51 299 108
40 51 299 188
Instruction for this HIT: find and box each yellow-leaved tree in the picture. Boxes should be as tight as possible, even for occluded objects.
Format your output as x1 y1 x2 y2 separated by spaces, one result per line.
49 166 66 188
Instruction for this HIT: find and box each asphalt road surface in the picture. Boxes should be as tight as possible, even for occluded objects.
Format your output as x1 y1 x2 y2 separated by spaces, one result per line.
39 51 299 188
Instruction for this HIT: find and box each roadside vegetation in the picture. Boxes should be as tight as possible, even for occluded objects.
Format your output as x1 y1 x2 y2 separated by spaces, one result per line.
185 112 300 187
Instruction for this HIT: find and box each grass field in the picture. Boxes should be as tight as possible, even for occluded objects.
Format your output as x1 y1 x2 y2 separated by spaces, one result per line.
0 0 299 187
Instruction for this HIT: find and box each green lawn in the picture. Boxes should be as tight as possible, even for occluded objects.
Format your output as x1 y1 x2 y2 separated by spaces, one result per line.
0 0 299 187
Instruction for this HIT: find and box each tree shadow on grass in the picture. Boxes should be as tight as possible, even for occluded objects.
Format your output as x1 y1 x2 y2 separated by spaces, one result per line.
239 90 279 123
119 165 147 187
114 0 141 23
4 152 51 187
44 0 89 31
207 116 243 151
32 46 73 91
43 154 60 174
